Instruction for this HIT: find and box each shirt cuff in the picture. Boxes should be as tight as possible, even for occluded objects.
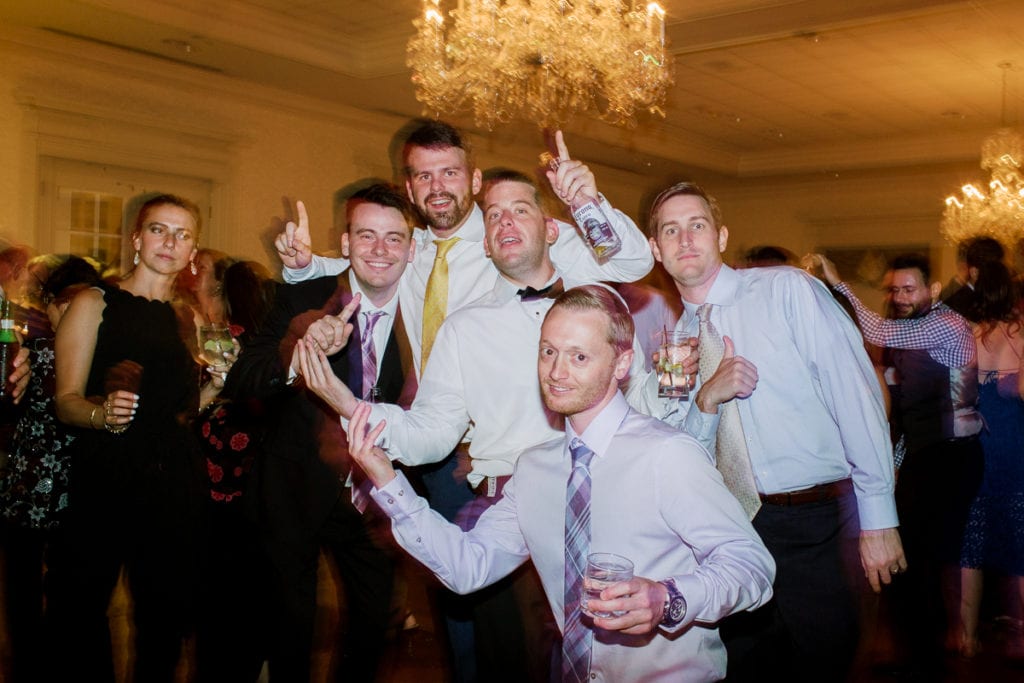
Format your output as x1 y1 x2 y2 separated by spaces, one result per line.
370 471 421 519
854 490 900 531
682 402 719 451
666 574 706 632
283 261 315 284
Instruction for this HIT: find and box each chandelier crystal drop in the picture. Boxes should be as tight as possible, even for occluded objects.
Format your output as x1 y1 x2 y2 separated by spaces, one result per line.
941 64 1024 248
407 0 673 129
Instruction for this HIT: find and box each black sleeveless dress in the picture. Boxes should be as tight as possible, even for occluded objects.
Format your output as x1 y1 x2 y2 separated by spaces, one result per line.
50 283 206 681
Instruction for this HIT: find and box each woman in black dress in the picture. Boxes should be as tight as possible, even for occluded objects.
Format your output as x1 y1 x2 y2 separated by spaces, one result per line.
50 194 225 682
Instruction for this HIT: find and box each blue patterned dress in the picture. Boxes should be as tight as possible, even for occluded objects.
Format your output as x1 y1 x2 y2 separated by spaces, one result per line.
961 369 1024 574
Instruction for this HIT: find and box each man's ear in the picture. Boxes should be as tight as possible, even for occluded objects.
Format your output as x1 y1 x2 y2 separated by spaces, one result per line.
613 349 633 381
649 236 663 263
929 281 942 302
545 217 559 245
340 233 351 258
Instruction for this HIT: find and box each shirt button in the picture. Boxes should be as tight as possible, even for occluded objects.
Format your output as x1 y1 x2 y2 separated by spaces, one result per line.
387 498 395 505
398 490 404 496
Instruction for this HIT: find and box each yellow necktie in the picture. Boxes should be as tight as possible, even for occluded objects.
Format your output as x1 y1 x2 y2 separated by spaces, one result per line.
420 237 461 374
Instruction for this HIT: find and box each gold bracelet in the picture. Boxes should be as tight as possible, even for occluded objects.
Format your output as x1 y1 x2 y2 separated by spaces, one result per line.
104 420 129 435
89 405 102 430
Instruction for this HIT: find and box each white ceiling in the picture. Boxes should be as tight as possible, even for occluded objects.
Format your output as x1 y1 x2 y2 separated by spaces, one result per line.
2 0 1023 178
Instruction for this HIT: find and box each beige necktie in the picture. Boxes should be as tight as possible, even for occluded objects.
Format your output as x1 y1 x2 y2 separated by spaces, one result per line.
420 237 461 374
697 304 762 519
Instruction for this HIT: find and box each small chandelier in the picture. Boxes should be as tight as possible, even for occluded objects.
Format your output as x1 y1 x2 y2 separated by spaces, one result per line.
407 0 673 129
942 63 1024 248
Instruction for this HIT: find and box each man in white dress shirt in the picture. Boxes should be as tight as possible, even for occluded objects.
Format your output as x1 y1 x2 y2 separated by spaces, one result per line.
340 284 775 682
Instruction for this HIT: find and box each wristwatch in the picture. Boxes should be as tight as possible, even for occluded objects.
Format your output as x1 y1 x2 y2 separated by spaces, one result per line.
659 578 687 627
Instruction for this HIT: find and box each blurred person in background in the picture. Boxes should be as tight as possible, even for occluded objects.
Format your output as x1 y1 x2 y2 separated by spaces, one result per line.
48 194 229 682
0 255 100 682
194 258 277 681
957 257 1024 658
943 237 1006 323
0 246 50 340
178 248 234 326
816 251 981 680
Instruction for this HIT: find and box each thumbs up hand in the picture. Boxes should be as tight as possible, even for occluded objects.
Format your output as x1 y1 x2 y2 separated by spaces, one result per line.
694 335 759 415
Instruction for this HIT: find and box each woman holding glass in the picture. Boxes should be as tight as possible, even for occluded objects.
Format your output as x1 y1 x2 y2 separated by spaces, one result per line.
50 194 225 682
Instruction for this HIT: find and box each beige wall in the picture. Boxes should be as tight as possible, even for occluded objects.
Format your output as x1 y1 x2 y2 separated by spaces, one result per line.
0 23 984 294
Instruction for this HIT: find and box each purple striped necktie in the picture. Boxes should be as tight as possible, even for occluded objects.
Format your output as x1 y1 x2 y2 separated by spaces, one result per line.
563 437 595 683
360 310 385 402
351 309 385 515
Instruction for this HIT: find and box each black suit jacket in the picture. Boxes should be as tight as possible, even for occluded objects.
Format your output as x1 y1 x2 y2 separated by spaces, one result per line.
224 275 415 549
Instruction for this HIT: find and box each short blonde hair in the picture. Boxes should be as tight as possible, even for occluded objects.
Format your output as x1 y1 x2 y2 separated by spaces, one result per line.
547 285 633 356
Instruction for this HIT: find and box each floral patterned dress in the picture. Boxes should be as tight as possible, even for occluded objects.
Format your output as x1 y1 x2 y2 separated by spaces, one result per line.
197 324 265 504
0 337 75 530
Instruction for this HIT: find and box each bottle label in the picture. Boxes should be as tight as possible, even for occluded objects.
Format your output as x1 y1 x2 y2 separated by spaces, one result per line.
0 319 14 330
571 200 622 257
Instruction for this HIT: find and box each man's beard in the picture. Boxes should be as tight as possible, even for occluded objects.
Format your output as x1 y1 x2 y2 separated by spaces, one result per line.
422 192 469 230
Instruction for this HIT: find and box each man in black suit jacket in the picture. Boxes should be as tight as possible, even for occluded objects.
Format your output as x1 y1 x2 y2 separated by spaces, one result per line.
224 183 417 681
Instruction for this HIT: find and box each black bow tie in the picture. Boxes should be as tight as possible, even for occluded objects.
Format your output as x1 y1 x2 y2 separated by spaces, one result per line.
517 278 565 302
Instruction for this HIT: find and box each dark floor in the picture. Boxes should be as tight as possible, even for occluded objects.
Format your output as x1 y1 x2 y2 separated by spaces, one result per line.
4 554 1024 682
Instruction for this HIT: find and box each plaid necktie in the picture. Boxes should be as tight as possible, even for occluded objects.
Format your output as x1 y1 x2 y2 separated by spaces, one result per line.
351 309 385 514
696 304 761 519
563 437 595 683
360 310 385 401
420 237 461 374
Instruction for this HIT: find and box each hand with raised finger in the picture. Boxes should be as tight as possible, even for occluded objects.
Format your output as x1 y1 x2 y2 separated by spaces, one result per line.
304 293 359 356
544 130 598 207
275 200 313 270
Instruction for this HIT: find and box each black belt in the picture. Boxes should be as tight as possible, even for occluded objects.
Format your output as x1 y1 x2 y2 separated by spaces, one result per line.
759 478 852 507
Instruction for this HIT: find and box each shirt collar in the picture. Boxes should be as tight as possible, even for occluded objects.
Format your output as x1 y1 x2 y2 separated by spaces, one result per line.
420 204 486 247
348 270 399 318
680 263 738 320
493 268 564 304
565 391 630 460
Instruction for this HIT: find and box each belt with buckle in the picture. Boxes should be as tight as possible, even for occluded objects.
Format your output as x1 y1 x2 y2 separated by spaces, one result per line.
758 478 852 506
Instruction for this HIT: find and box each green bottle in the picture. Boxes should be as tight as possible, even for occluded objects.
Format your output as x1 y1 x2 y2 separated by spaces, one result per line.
0 297 20 399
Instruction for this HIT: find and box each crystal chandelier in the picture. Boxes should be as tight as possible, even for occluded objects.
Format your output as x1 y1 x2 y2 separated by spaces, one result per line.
407 0 673 129
941 63 1024 248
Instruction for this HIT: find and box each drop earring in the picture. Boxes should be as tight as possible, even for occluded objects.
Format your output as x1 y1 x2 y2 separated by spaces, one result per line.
190 258 197 276
133 250 140 266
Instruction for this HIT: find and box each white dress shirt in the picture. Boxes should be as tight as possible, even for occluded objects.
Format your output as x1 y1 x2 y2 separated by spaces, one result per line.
370 392 775 682
365 273 647 487
284 201 653 374
632 265 898 531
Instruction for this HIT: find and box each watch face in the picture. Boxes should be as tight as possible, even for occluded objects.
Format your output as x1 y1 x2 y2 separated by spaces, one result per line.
668 597 686 622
